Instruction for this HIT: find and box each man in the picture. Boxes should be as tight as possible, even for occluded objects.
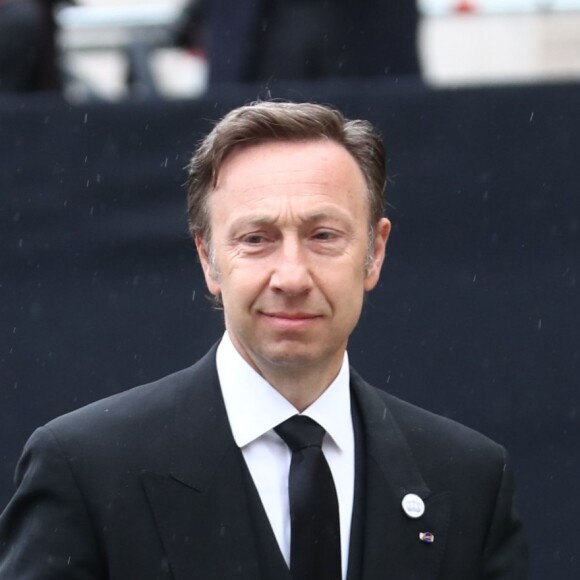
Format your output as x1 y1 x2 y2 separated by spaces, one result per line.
0 0 72 92
173 0 420 83
0 102 527 579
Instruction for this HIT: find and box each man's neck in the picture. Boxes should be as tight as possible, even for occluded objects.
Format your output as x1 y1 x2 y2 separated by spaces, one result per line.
253 359 344 413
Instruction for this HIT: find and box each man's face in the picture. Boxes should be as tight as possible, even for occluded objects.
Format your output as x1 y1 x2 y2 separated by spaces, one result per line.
197 139 390 380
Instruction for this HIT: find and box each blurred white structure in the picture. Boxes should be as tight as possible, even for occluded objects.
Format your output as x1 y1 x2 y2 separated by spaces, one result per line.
58 0 580 100
419 0 580 85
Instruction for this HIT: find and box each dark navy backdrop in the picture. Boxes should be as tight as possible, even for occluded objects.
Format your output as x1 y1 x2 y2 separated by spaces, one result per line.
1 80 579 579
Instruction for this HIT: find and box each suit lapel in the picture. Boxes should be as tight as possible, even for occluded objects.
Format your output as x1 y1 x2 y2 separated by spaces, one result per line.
141 348 263 580
351 371 451 580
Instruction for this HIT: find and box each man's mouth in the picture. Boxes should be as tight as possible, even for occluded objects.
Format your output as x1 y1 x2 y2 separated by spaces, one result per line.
260 312 322 329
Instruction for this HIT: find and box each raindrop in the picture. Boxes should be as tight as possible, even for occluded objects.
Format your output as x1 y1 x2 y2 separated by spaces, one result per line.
30 302 42 318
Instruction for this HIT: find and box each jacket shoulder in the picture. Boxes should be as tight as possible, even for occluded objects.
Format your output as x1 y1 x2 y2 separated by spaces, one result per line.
42 347 218 454
353 374 508 473
382 388 502 451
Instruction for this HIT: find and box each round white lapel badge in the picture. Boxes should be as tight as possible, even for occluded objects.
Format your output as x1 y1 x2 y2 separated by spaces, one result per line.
401 493 425 519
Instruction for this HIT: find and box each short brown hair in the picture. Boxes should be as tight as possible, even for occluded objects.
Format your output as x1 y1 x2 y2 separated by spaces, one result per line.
186 101 386 245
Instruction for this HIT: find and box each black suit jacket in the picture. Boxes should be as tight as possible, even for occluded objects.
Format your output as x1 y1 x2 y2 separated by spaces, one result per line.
0 346 527 579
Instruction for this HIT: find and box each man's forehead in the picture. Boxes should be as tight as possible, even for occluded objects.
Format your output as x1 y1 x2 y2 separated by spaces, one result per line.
217 138 351 173
204 138 373 229
214 139 364 188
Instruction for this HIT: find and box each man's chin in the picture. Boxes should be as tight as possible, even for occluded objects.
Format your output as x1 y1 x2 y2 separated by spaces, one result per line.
256 344 322 369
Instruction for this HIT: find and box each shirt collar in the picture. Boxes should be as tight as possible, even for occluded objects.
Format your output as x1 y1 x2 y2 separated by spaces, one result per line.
216 331 352 451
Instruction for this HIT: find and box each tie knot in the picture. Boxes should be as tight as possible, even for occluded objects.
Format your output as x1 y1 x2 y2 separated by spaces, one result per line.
275 415 325 451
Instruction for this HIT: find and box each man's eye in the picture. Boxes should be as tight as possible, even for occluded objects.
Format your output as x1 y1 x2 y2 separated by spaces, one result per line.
313 230 335 241
243 234 266 244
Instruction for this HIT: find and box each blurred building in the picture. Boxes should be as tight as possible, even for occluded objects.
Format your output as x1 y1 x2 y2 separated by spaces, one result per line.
53 0 580 100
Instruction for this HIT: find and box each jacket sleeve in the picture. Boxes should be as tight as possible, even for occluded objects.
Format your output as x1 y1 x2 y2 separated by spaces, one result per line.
482 448 529 579
0 426 104 579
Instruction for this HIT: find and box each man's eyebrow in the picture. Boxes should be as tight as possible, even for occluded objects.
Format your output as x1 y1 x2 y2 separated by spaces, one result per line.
229 210 350 229
229 214 277 229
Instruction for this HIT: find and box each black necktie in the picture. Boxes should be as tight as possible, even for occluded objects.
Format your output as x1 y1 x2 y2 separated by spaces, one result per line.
275 415 341 580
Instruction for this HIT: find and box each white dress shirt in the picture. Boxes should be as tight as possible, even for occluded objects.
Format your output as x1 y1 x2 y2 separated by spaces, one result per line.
216 331 355 580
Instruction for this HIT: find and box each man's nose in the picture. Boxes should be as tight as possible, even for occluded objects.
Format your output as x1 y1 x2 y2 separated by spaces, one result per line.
269 239 312 296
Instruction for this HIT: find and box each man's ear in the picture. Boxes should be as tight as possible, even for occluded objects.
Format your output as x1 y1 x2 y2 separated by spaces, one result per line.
195 236 221 296
363 217 391 292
